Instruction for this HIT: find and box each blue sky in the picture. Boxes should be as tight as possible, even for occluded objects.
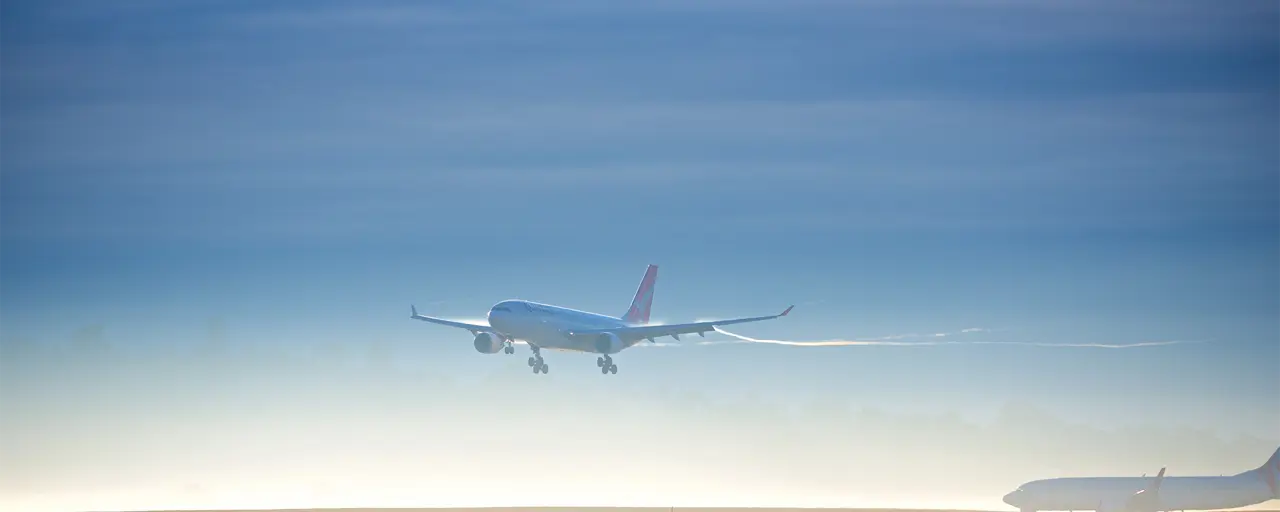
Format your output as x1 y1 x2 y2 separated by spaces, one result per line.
1 0 1278 510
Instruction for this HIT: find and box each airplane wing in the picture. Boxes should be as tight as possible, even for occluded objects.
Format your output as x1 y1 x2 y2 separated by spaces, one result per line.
567 305 793 342
409 305 499 334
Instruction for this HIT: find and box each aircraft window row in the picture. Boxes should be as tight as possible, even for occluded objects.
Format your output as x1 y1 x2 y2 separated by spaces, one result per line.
493 304 539 313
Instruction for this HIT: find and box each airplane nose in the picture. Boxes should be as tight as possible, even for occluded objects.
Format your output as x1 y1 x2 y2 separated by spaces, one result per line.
1002 491 1020 507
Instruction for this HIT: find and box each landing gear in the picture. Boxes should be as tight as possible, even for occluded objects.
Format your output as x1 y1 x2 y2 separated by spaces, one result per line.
598 355 618 375
527 346 548 375
503 341 514 354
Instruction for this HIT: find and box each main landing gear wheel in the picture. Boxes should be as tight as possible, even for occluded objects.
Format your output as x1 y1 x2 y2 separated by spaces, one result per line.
504 344 514 354
527 349 548 375
526 345 547 375
596 356 605 367
599 355 617 375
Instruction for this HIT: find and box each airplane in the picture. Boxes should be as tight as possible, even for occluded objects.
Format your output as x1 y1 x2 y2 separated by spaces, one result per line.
1002 446 1280 512
409 264 793 375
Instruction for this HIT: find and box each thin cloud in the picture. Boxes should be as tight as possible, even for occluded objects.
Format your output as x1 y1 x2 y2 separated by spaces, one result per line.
663 326 991 345
231 4 487 31
711 327 1206 349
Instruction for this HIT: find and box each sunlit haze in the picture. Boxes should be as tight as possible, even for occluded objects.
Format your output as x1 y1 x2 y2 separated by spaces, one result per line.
2 1 1277 511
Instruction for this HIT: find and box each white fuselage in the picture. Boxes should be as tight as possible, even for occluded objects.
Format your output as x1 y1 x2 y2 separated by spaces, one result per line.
1003 473 1274 512
486 300 636 353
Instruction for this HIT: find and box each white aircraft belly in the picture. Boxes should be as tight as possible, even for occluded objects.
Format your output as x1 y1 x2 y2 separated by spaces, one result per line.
528 333 594 352
1054 491 1132 511
502 317 596 353
1166 488 1269 510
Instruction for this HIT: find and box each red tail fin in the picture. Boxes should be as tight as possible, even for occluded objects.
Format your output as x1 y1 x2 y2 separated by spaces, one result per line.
622 264 658 324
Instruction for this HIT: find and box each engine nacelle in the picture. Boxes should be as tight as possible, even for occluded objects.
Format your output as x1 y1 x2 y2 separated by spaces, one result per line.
473 332 505 354
594 332 624 354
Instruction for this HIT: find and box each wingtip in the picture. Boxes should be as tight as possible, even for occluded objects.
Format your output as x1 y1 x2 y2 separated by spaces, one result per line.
781 305 794 316
410 304 418 317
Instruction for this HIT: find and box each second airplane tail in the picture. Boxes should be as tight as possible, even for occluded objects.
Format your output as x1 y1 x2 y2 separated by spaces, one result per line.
1240 446 1280 498
1261 447 1280 498
622 264 658 324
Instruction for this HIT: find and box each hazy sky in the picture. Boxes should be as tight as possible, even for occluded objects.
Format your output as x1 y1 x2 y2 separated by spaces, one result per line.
2 1 1278 510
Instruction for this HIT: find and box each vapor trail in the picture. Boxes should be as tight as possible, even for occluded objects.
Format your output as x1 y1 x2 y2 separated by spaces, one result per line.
711 327 1203 349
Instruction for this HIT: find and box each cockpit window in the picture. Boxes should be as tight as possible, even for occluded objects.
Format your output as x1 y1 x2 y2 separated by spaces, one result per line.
492 306 511 312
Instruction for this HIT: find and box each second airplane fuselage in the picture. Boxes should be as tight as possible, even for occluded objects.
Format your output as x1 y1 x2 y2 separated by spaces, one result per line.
1004 473 1274 511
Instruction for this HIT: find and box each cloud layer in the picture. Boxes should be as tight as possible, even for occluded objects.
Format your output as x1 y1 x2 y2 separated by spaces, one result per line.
2 334 1274 511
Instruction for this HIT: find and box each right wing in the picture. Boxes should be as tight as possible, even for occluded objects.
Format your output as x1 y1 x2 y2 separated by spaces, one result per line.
409 305 498 334
567 305 793 342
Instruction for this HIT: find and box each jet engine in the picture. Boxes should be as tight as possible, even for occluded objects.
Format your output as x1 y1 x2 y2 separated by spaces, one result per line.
473 332 505 354
594 332 624 354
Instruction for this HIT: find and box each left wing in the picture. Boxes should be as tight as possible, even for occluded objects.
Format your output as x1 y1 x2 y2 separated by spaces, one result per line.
568 305 793 342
